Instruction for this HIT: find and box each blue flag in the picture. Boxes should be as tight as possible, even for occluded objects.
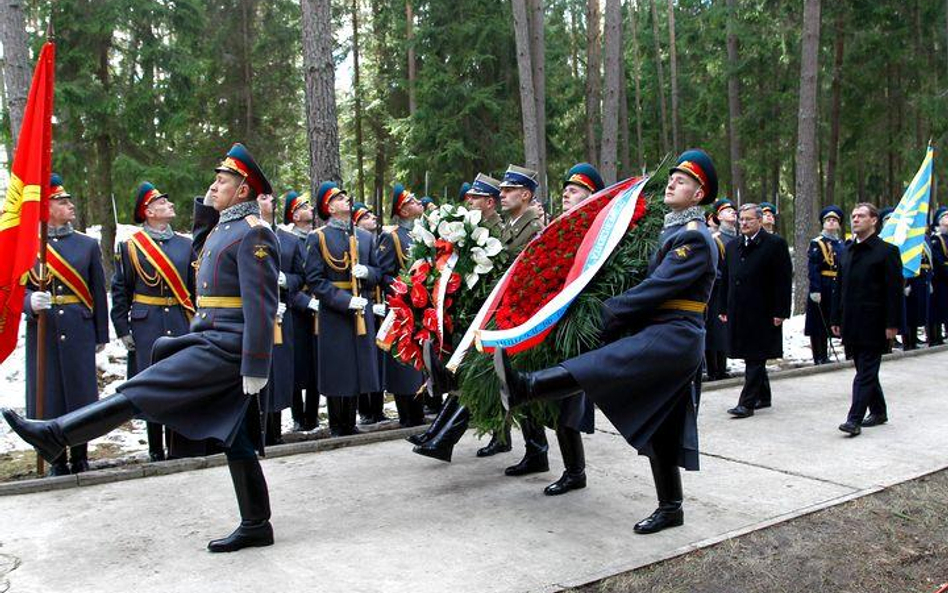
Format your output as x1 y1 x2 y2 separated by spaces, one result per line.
880 145 934 278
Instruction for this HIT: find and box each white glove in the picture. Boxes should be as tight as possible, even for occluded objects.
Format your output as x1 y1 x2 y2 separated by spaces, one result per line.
278 272 287 288
809 292 821 304
121 335 136 351
307 298 320 312
96 344 106 353
30 291 52 311
904 285 912 296
277 302 287 321
352 264 369 279
348 296 368 310
242 375 268 396
372 303 386 317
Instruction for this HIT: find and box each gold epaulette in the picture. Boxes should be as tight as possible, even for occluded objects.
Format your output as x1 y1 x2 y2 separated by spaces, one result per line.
686 220 700 231
245 215 262 227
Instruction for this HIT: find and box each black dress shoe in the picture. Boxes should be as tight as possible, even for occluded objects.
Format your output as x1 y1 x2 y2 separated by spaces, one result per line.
70 459 90 474
838 421 861 436
633 505 684 534
149 450 166 462
861 414 888 427
753 401 771 410
544 471 586 496
727 405 754 418
207 520 274 553
47 461 70 477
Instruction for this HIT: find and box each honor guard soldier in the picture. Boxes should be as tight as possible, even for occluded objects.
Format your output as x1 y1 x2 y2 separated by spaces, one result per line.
928 207 948 345
257 192 307 444
760 202 778 234
490 164 549 474
903 240 932 351
804 206 844 364
110 182 203 461
378 184 427 427
494 149 720 534
305 182 382 436
22 174 109 475
353 201 388 425
4 144 280 552
283 191 321 431
412 173 505 461
704 198 737 380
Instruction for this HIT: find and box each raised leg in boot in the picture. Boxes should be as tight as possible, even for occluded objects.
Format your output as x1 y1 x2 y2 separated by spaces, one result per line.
544 425 586 495
407 394 459 446
633 455 684 534
493 347 583 411
423 340 457 397
505 414 550 477
412 405 471 462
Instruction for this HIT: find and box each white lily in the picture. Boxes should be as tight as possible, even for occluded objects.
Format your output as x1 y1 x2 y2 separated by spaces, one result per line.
426 209 441 228
438 220 467 243
464 272 480 289
464 208 482 227
412 220 436 247
471 226 489 246
483 236 503 257
471 247 494 274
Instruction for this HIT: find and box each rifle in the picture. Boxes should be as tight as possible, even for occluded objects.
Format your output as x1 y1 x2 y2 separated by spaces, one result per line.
349 218 367 336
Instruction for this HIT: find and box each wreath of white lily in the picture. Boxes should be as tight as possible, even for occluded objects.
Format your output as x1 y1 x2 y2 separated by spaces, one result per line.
411 203 504 289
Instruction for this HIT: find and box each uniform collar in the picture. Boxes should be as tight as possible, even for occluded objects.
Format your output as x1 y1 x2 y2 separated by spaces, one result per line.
48 223 74 238
821 231 840 241
663 206 704 229
327 217 350 231
219 200 260 224
143 223 175 241
396 216 415 230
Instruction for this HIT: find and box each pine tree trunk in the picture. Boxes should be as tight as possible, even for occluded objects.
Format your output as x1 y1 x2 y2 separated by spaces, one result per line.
94 35 115 279
600 0 621 185
370 0 388 219
584 0 601 167
628 0 645 172
666 0 679 155
302 0 342 191
406 0 417 117
352 0 366 202
649 0 670 156
241 0 255 141
618 58 631 178
0 0 31 143
528 0 547 200
793 0 822 316
824 9 844 208
511 0 540 176
726 0 746 202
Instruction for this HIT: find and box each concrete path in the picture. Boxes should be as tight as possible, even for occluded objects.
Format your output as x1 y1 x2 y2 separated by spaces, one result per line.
1 351 946 593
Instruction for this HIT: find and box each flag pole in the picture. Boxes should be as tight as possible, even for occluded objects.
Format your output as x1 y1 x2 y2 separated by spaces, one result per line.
35 220 48 476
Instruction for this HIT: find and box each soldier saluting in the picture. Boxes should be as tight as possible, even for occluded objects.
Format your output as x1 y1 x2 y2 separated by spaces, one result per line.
4 144 281 553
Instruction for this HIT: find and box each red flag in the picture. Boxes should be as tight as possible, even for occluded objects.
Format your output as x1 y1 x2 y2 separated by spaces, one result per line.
0 42 55 363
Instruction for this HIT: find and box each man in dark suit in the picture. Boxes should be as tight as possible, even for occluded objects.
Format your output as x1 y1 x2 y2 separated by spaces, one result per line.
832 203 903 436
719 203 793 418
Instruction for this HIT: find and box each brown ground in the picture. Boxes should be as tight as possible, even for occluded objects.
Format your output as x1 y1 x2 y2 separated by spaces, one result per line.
571 469 948 593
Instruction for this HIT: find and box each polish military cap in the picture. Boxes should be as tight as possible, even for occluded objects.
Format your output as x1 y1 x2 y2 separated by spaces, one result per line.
670 149 717 204
499 164 539 193
391 183 416 219
563 163 604 194
466 173 501 199
879 206 894 222
282 190 310 224
215 143 272 196
315 181 346 220
760 202 778 216
133 181 168 223
820 205 844 222
49 173 72 200
352 201 372 225
458 182 472 201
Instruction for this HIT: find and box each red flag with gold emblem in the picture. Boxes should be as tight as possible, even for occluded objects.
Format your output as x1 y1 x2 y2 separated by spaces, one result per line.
0 42 55 363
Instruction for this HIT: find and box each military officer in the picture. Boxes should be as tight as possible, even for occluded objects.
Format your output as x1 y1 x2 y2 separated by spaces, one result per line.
760 202 779 234
494 149 719 534
21 174 109 476
111 181 200 461
903 244 932 351
928 207 948 345
804 206 844 364
284 191 320 431
465 174 504 235
305 182 382 437
378 184 427 427
353 201 388 425
704 198 737 380
4 144 280 552
257 192 306 445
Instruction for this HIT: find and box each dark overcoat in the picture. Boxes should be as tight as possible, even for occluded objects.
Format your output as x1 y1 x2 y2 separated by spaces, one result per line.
831 233 904 352
903 252 931 331
24 229 109 419
561 217 717 470
118 198 278 448
705 230 736 351
287 229 318 392
110 232 196 374
378 224 425 395
804 234 843 338
305 223 382 397
261 227 305 413
929 233 948 325
720 231 792 359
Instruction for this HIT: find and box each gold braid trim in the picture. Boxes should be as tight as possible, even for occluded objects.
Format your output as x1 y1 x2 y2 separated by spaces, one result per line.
316 228 350 272
817 238 835 268
127 241 162 288
391 230 408 270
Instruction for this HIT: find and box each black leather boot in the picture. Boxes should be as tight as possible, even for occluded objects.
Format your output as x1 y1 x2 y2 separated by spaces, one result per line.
494 348 582 412
634 457 684 534
2 394 137 463
395 394 424 427
407 394 459 446
476 426 512 457
412 406 471 462
47 452 70 477
505 416 549 476
423 340 457 397
69 445 90 474
207 458 274 553
544 426 586 495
